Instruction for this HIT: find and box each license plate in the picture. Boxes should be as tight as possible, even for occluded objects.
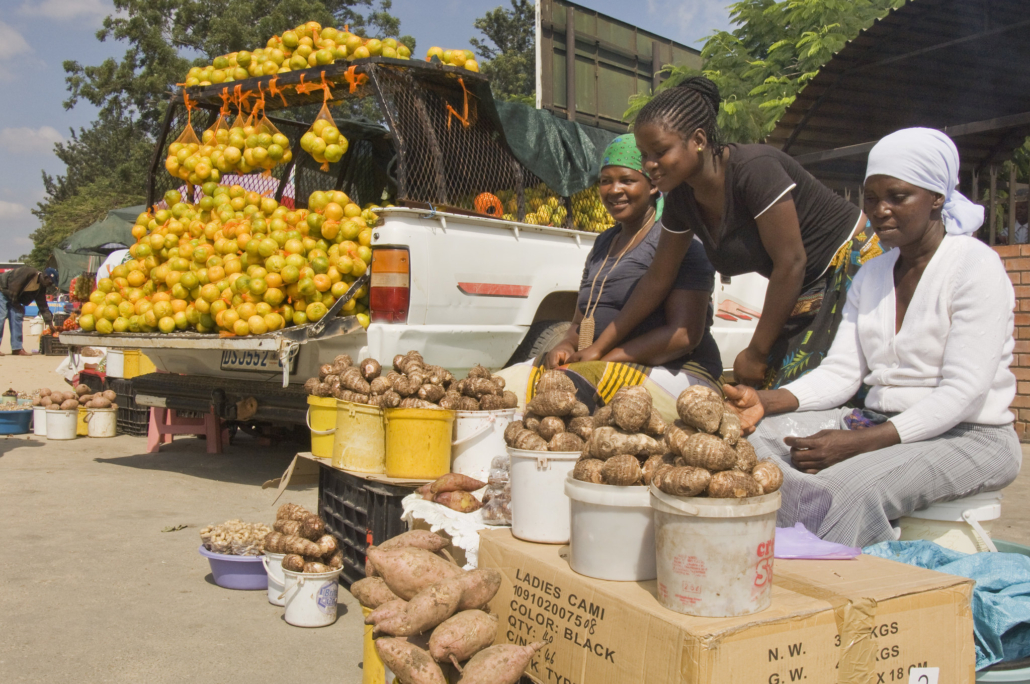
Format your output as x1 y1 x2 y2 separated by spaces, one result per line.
220 350 286 373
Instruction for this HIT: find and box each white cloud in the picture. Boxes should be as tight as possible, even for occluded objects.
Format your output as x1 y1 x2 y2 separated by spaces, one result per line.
0 201 29 219
0 22 31 60
18 0 109 20
0 126 65 155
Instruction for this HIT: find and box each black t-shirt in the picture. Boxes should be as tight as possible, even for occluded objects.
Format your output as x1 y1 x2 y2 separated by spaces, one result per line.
662 144 862 288
577 221 722 377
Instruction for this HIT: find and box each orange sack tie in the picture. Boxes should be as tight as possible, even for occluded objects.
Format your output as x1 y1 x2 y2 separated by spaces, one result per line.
446 77 471 130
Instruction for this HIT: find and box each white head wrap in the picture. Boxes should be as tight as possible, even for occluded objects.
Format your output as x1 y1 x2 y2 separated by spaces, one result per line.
864 127 983 236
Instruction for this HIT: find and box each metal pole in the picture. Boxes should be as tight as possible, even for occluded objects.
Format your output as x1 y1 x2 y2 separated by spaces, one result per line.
566 5 576 123
651 40 661 93
1010 164 1018 242
989 165 998 245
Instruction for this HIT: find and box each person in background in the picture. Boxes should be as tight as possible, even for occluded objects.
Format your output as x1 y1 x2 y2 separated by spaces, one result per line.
724 128 1020 547
571 76 880 389
0 266 54 355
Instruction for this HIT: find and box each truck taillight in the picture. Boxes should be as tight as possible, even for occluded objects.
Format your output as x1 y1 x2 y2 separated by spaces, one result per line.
370 248 410 323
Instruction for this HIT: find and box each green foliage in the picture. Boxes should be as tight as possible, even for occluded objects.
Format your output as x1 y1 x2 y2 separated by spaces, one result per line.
470 0 536 105
625 0 905 142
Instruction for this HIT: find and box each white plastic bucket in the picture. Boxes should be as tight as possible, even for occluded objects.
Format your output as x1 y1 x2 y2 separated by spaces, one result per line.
650 486 780 617
46 409 78 440
899 491 1003 553
509 447 579 544
106 350 125 378
85 407 117 438
452 409 515 483
565 474 656 581
28 317 44 336
281 567 342 627
262 552 287 606
32 406 47 436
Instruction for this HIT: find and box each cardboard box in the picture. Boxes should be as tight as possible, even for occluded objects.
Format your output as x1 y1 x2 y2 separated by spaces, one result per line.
479 529 975 684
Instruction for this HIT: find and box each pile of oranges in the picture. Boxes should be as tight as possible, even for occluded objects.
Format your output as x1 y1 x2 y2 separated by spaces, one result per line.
78 184 378 337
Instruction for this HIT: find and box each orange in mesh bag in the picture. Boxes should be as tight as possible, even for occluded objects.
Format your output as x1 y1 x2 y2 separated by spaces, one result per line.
164 93 204 183
298 74 348 171
234 87 293 174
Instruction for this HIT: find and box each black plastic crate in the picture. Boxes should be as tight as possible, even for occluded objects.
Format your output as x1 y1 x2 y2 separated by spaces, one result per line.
78 370 106 395
318 465 412 588
108 378 150 437
39 335 69 356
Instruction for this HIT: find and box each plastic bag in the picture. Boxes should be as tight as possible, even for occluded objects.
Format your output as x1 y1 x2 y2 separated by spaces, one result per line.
300 101 348 171
481 455 511 526
775 523 861 560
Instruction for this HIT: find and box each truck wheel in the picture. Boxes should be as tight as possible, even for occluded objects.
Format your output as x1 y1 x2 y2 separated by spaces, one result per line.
506 320 572 366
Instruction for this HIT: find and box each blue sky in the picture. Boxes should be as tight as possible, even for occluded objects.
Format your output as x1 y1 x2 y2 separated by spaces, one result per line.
0 0 736 261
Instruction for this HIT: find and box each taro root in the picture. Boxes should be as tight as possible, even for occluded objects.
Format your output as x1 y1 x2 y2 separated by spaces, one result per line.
512 429 548 451
588 427 662 460
523 413 541 433
573 458 605 484
526 391 577 418
642 453 676 485
370 376 393 395
592 405 614 428
340 366 372 394
304 562 330 573
479 394 506 411
360 358 382 381
678 433 737 472
708 470 763 498
75 384 91 396
333 354 353 369
610 386 653 433
537 416 565 442
503 420 525 446
569 401 590 418
536 369 576 395
566 416 593 442
719 412 742 445
644 409 668 438
379 391 402 408
601 454 642 486
665 420 698 458
456 396 480 411
734 437 758 473
303 377 321 394
547 431 584 453
654 466 711 497
282 554 306 572
462 378 501 399
676 385 723 433
319 363 334 380
418 384 446 404
501 390 519 409
752 460 784 494
467 364 492 379
399 397 442 410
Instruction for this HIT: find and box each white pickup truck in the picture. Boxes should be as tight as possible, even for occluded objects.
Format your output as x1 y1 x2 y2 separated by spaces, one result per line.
61 207 766 425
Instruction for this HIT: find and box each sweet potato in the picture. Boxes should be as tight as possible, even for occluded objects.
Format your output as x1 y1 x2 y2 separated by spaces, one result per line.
379 530 450 553
367 546 463 600
602 454 642 486
434 491 482 513
376 575 464 636
610 386 653 433
429 610 498 667
375 638 447 684
503 420 525 446
734 437 758 473
315 534 338 558
548 431 585 453
456 642 545 684
455 567 502 611
304 562 330 573
708 470 763 498
535 369 575 395
537 416 565 441
281 535 321 557
678 433 737 472
350 576 401 609
526 391 577 418
282 554 306 572
654 466 711 497
430 473 487 495
752 460 784 494
366 599 409 626
677 385 723 433
573 458 605 484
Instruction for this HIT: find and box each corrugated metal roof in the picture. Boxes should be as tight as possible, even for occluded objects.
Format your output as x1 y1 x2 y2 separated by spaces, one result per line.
768 0 1030 188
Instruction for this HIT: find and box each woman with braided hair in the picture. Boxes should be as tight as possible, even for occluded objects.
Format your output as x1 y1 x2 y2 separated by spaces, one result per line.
571 76 881 389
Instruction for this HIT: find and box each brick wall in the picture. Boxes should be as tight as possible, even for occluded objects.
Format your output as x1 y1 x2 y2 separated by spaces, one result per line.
995 245 1030 440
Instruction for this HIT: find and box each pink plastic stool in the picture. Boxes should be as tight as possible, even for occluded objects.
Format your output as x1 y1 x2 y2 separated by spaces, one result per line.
146 407 229 454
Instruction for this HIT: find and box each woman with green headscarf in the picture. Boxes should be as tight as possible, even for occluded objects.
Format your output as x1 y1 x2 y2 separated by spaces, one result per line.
527 135 720 415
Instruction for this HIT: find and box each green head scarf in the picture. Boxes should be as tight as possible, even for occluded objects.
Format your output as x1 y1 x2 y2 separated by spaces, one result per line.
600 134 663 220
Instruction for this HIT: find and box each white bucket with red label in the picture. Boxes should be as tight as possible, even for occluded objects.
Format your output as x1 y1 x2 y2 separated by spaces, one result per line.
650 486 780 617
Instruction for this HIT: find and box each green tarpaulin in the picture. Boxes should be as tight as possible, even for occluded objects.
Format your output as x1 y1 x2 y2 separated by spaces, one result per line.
53 205 143 290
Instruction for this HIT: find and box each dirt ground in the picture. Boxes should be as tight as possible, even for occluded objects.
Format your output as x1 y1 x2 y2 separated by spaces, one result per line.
0 343 1027 683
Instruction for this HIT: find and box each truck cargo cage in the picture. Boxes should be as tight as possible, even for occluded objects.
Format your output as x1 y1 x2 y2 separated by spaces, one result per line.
150 58 582 229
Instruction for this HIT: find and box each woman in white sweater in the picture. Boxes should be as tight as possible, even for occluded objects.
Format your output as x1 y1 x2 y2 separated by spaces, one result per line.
725 128 1021 547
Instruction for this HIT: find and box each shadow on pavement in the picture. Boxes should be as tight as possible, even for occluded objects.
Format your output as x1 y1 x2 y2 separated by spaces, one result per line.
94 434 307 487
0 436 45 458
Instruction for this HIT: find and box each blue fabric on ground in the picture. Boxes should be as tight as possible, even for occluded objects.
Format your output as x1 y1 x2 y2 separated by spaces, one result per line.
864 540 1030 669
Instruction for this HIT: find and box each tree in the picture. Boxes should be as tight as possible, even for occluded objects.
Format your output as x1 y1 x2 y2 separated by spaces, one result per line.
470 0 535 105
625 0 905 142
31 0 409 265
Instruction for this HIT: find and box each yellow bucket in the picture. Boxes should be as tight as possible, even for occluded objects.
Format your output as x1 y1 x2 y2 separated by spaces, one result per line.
383 407 455 479
76 406 89 436
306 395 337 458
333 400 386 474
362 606 386 684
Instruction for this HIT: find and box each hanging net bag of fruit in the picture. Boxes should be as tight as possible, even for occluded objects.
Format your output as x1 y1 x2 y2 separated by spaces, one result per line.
202 89 235 178
164 92 202 184
249 86 293 174
297 73 348 171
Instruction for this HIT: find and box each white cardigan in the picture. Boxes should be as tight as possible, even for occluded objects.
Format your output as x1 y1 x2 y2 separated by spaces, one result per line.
784 235 1015 443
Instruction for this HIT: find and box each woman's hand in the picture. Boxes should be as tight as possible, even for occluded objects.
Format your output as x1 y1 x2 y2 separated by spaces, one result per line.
567 344 604 365
733 347 769 387
723 384 765 435
545 342 576 369
784 430 866 473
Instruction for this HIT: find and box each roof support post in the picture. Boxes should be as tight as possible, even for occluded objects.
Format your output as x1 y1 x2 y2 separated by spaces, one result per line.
566 5 576 123
989 165 998 245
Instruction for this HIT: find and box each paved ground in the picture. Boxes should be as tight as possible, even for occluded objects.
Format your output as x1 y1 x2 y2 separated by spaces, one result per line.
0 346 1027 682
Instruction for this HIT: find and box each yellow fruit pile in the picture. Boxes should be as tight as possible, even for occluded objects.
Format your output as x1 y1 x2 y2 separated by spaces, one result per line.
425 47 480 72
301 119 348 166
78 185 379 337
571 185 615 233
165 120 294 183
183 21 411 86
522 185 568 227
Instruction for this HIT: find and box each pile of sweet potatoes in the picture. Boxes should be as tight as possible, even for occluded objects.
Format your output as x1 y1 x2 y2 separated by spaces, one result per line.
264 503 344 573
352 530 542 684
32 385 118 410
415 473 487 513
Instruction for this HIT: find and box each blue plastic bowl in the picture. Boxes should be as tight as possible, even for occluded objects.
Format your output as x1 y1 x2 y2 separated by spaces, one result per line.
977 541 1030 682
198 546 268 590
0 409 33 435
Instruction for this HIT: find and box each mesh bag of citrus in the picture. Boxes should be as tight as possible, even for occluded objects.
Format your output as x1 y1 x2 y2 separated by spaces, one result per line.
300 102 348 171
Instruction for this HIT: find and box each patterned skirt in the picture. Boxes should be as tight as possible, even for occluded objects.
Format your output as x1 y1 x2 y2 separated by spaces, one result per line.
763 224 883 389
